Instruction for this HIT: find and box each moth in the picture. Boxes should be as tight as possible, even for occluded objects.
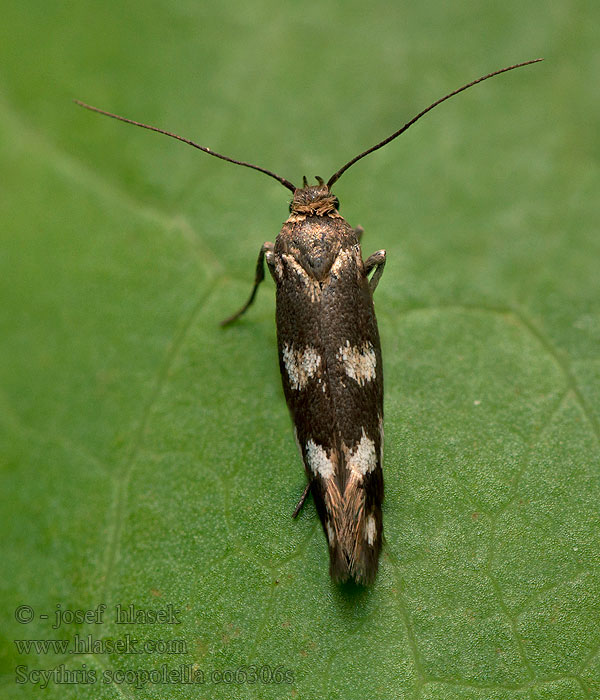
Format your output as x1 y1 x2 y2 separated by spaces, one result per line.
76 58 541 584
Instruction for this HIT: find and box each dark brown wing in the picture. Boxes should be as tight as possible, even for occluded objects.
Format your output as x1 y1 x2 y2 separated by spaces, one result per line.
273 215 384 584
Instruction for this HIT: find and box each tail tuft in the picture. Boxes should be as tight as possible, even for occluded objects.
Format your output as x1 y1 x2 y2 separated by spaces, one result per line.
324 473 382 584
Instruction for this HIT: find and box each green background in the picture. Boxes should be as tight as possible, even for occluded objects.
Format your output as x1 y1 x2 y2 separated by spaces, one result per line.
1 0 599 698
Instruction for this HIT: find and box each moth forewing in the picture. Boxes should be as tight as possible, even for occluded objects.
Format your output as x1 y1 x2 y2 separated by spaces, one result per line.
271 201 385 583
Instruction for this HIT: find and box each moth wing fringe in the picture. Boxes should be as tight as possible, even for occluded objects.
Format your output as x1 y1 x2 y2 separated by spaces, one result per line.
324 470 382 585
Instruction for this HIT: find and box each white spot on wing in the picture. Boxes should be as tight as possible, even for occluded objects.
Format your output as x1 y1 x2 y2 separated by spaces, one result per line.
337 340 377 385
365 514 377 545
282 344 321 390
326 521 336 545
345 429 377 477
305 439 335 480
293 426 302 458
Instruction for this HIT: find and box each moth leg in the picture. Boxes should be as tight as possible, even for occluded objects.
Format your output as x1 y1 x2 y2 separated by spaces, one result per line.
292 480 312 519
221 241 275 326
353 225 364 242
364 249 386 293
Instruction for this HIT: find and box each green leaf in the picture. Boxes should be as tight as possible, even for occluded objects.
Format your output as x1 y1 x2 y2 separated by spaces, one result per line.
1 1 599 699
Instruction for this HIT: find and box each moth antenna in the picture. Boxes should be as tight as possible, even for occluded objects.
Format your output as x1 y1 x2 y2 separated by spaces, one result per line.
327 58 543 189
74 100 296 192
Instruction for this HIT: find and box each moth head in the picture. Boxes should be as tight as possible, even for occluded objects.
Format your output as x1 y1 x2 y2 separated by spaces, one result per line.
289 176 340 215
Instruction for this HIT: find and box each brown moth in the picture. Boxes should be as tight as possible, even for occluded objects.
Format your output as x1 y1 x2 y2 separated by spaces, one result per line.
75 58 541 584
